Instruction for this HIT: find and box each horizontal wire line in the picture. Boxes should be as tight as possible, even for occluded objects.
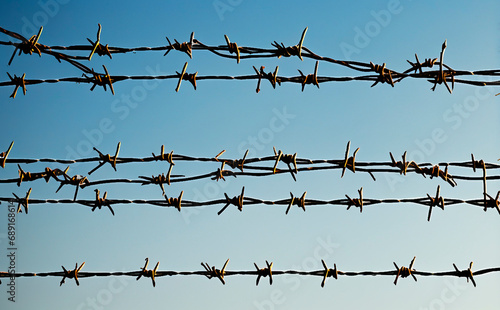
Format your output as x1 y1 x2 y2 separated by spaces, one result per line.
1 26 499 96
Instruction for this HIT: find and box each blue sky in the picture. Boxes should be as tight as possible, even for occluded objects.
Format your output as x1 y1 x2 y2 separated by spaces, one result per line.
0 0 499 309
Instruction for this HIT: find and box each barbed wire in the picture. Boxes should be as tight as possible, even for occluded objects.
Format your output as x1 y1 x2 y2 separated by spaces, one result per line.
0 257 497 288
2 184 499 220
1 26 499 97
1 142 499 198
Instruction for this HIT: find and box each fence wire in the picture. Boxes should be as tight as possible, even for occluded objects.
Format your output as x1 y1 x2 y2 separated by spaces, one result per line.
0 257 497 288
1 26 499 97
2 184 499 220
1 142 498 199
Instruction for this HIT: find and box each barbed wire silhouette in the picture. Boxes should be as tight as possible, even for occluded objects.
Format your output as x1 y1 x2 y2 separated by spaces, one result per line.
2 184 499 220
0 257 497 288
1 26 499 97
1 142 498 199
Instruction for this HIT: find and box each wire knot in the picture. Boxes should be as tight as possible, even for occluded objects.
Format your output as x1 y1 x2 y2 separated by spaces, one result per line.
453 262 476 287
429 40 455 94
393 256 417 285
485 191 500 215
8 26 44 65
253 66 280 93
88 142 121 175
91 189 114 215
7 72 27 98
87 24 112 60
370 62 394 87
426 185 445 221
273 147 298 181
224 150 248 172
137 258 160 287
407 53 437 74
321 260 338 287
139 173 170 195
286 191 306 214
224 35 240 63
271 27 307 60
86 65 115 95
201 259 229 285
254 260 273 286
12 188 32 214
164 191 183 212
389 151 413 175
60 262 85 286
164 32 194 58
56 173 90 201
218 187 244 215
298 61 319 91
341 141 359 178
346 187 363 213
175 62 197 92
212 162 236 182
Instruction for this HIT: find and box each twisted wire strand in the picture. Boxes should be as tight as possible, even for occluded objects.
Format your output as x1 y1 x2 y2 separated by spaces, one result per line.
1 26 499 96
1 259 498 287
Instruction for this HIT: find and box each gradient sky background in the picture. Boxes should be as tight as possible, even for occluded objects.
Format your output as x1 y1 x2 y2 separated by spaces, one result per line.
0 0 499 309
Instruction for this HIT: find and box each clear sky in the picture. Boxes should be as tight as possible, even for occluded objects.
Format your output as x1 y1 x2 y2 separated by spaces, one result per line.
0 0 499 309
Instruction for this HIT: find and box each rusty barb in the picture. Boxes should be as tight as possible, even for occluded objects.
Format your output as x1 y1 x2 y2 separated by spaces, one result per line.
201 259 229 285
393 256 417 285
6 72 27 98
453 262 476 287
87 24 112 60
298 61 319 91
55 172 90 201
88 142 121 175
137 258 160 287
218 187 244 215
85 65 115 95
91 189 114 215
286 191 306 215
321 260 338 287
8 26 43 65
224 35 240 63
272 27 308 60
175 62 197 92
429 40 455 94
2 258 498 288
346 187 363 213
164 191 183 212
60 262 85 286
273 147 298 181
12 188 31 214
426 185 445 221
253 65 280 93
254 260 273 286
341 141 360 178
165 32 194 58
0 141 13 168
370 62 394 87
